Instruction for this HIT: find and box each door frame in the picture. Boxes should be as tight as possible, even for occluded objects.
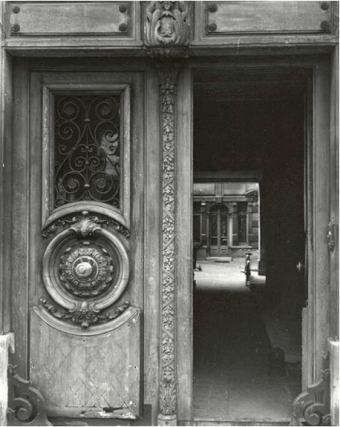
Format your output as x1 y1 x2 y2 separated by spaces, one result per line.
0 45 337 427
176 54 335 423
208 204 229 256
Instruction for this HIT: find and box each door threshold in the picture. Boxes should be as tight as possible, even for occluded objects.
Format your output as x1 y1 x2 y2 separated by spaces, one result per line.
183 419 291 426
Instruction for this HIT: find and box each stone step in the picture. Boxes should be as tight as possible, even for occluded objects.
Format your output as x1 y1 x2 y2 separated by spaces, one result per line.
184 420 289 426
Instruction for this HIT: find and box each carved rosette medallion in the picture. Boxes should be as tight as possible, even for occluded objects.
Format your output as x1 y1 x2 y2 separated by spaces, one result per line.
144 1 190 47
60 244 114 298
157 67 179 424
41 211 130 329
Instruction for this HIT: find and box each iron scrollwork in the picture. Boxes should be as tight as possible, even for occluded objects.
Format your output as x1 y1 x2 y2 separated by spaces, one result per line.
7 365 52 426
54 95 121 208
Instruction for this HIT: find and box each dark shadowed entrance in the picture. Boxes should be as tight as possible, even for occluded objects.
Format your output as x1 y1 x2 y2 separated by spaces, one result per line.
192 69 306 424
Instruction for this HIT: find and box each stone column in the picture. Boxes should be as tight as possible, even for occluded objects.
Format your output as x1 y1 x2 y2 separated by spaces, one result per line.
201 203 207 248
258 185 261 259
237 202 248 245
227 214 233 248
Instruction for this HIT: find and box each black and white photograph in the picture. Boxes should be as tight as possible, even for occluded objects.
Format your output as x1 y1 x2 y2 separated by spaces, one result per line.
0 1 338 426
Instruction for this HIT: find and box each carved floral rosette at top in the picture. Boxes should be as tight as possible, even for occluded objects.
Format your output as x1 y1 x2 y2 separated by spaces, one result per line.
41 211 130 329
144 1 190 47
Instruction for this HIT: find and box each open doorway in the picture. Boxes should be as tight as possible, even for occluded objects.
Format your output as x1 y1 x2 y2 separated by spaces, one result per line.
193 69 307 424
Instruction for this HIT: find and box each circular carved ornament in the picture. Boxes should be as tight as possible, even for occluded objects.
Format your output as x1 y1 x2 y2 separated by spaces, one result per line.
42 227 129 312
60 245 114 298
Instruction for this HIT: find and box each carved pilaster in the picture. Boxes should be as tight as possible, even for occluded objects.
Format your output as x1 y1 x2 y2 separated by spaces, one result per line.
144 4 188 417
157 65 179 426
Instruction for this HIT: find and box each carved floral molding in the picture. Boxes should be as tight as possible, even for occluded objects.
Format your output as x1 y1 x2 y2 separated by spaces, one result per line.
157 65 179 424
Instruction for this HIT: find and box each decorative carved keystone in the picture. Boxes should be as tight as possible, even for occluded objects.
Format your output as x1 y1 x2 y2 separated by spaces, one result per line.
144 1 191 57
69 210 102 236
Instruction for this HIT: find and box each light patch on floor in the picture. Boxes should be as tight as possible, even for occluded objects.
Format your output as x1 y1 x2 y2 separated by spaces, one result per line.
193 259 300 423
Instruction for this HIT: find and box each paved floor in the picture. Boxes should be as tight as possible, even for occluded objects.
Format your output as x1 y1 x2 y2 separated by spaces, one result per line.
193 260 301 424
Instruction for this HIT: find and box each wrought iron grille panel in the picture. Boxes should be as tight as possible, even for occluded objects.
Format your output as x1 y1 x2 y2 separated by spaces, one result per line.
54 95 121 208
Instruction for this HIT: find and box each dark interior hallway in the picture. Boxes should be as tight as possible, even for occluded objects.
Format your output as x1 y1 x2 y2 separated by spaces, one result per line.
193 260 301 424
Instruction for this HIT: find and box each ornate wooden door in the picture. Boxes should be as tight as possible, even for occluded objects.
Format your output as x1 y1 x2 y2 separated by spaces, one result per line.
11 64 145 421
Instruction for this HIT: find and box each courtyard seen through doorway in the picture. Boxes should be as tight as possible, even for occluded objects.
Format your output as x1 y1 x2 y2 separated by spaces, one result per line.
192 70 305 423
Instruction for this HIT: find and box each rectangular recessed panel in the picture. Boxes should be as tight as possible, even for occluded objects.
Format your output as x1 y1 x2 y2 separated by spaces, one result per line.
205 1 331 35
9 2 132 36
193 183 216 196
30 307 141 419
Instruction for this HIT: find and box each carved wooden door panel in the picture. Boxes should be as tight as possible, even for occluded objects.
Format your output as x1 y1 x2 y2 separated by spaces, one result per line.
12 67 144 421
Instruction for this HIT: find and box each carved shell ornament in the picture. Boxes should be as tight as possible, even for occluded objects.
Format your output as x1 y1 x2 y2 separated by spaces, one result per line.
145 1 190 46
